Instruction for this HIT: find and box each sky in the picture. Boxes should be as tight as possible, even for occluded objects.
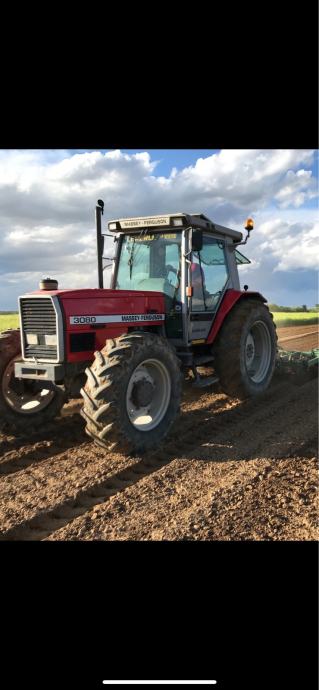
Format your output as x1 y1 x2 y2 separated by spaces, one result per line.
0 148 318 310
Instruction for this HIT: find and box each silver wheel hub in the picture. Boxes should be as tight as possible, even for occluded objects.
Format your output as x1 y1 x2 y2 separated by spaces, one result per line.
244 321 272 384
131 376 154 408
245 334 255 362
126 358 171 431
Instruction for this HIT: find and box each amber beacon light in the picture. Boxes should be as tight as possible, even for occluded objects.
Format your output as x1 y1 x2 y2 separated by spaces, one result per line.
245 217 254 231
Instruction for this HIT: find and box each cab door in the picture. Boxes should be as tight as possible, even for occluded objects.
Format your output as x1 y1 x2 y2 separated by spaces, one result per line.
190 234 230 342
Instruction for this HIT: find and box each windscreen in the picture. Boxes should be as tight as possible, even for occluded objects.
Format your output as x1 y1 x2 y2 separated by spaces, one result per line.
116 232 182 300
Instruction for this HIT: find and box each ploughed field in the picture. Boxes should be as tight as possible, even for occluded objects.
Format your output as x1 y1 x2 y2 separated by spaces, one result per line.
0 323 317 541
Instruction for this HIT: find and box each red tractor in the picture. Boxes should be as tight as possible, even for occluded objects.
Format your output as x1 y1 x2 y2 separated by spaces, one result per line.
0 201 277 453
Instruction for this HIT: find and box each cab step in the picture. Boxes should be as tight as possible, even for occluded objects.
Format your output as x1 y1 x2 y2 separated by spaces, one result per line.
193 355 215 366
192 374 219 388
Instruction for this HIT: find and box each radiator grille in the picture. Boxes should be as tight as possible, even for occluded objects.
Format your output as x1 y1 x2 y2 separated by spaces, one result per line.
20 298 58 360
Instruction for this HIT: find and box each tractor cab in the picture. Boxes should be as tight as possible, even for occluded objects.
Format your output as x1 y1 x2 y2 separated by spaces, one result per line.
104 211 250 344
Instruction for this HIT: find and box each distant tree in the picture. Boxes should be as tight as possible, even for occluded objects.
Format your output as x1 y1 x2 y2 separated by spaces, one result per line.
268 304 290 312
269 303 312 313
268 304 279 312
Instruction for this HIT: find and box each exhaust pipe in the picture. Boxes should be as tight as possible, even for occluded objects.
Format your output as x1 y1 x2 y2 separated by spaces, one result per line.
96 199 104 289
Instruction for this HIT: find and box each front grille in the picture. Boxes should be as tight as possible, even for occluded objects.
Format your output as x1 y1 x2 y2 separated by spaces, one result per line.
20 298 58 360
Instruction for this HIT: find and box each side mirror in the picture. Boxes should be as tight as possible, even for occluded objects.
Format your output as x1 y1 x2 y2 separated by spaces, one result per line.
192 229 203 251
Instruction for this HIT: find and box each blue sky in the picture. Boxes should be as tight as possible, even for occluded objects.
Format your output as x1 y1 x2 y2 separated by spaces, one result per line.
0 148 318 310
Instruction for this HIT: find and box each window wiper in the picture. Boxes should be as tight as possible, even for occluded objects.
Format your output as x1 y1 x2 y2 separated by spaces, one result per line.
128 237 135 279
127 228 150 279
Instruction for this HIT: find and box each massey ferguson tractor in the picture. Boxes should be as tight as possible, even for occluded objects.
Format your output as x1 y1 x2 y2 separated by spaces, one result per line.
0 201 279 453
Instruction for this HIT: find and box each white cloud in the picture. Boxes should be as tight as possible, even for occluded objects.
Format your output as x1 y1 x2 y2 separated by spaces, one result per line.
274 169 317 207
0 148 318 309
252 219 319 271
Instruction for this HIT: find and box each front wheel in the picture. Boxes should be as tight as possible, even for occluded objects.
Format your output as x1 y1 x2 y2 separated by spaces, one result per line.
80 333 182 454
214 299 278 399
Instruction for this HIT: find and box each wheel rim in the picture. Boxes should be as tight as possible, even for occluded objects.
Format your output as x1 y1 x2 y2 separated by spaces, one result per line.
126 358 171 431
2 356 55 415
244 320 272 384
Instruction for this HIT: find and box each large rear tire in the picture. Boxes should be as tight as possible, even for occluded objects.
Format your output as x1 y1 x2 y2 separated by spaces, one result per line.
214 299 277 399
0 329 66 434
80 333 182 454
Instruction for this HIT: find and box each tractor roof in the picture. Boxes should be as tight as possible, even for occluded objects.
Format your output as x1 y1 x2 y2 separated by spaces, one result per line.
108 212 243 241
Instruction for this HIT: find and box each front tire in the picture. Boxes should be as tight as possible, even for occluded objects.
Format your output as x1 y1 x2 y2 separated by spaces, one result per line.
214 299 277 399
80 333 182 454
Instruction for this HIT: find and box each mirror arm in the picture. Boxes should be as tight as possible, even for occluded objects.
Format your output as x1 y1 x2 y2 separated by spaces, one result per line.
233 229 251 247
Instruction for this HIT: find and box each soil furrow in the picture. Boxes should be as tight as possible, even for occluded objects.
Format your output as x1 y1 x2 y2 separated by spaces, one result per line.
0 367 317 541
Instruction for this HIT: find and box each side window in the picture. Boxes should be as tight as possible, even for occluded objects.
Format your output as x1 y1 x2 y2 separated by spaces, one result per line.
192 236 228 311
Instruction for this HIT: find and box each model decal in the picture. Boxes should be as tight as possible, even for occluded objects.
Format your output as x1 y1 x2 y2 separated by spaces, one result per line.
70 314 165 325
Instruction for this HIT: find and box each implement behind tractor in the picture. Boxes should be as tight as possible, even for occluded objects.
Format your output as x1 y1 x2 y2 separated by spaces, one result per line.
276 347 319 378
0 200 317 454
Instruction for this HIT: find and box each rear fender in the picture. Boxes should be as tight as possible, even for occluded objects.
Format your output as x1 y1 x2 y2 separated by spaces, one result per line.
206 289 267 345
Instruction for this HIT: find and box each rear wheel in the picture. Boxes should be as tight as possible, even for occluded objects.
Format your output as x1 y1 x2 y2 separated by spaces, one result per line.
214 299 277 398
80 332 182 454
0 330 66 434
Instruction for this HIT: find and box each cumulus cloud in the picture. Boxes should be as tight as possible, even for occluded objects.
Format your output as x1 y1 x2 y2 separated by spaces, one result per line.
258 219 319 271
0 148 317 309
274 169 317 208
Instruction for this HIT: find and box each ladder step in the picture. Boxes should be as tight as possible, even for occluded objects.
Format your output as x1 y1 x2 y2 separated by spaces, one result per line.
194 355 215 365
192 375 219 388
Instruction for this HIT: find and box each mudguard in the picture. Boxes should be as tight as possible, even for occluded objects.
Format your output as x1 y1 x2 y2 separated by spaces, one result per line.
206 289 267 344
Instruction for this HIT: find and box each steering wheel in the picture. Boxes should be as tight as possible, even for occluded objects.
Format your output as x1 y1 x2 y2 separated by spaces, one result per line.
164 264 178 278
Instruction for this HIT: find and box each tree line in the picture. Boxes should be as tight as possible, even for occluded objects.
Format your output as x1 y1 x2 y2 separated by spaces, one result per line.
268 304 319 313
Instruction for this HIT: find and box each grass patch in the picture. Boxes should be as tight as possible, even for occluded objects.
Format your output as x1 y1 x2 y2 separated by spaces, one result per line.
271 312 319 327
0 313 19 332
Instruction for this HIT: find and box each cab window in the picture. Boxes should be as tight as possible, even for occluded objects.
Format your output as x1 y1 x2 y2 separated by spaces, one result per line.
192 236 228 311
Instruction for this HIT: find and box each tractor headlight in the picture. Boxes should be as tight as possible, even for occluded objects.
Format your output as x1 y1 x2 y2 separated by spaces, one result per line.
45 334 57 346
26 333 38 345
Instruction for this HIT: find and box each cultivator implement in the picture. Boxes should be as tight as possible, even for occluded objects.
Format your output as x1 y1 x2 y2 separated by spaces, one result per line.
276 347 319 376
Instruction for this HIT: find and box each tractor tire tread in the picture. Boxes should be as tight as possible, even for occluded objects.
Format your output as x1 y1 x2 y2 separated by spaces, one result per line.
81 332 182 454
214 298 278 399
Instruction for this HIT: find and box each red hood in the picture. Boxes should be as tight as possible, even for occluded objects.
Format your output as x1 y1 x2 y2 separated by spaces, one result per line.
25 288 165 300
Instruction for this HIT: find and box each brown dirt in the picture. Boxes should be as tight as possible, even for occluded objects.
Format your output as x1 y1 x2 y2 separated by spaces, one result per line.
277 323 319 351
0 322 317 541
